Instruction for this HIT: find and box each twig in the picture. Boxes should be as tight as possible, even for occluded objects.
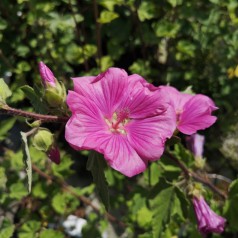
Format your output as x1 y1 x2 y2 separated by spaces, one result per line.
207 173 232 184
0 106 69 123
164 151 228 200
31 164 126 227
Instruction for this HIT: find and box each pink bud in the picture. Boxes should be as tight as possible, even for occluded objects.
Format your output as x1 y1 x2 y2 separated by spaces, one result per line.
186 133 205 158
47 146 60 164
39 61 56 87
193 196 226 236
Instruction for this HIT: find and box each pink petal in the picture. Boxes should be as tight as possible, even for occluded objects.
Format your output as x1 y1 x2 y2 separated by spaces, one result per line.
125 104 176 161
65 113 108 150
39 61 56 87
66 115 146 177
72 76 96 96
119 76 170 119
66 91 102 118
159 86 193 112
93 134 147 177
72 68 128 117
94 68 129 116
178 94 218 135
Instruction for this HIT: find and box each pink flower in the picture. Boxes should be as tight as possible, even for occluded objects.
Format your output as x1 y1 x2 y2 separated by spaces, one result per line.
47 146 60 165
65 68 176 177
186 133 205 158
159 86 218 135
193 196 226 236
39 61 56 87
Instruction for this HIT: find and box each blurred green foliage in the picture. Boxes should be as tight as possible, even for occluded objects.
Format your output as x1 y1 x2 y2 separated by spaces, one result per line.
1 0 238 237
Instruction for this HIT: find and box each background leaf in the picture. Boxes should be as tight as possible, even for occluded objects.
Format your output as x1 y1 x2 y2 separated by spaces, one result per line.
0 78 12 103
87 151 110 211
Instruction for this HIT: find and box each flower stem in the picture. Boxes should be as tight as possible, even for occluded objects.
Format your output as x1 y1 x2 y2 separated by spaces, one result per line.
164 151 227 200
0 106 69 123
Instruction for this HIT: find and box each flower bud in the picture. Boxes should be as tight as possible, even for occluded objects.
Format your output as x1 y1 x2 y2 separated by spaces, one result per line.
38 61 66 107
32 128 54 152
186 133 205 159
193 196 226 236
39 61 56 87
44 81 66 107
47 146 60 164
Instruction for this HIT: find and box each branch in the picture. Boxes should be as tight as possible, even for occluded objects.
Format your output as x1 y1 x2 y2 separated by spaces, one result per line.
0 106 69 123
164 151 228 200
31 164 126 228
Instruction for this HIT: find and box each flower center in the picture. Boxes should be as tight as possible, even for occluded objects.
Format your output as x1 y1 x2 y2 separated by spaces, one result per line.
176 109 183 122
105 108 130 134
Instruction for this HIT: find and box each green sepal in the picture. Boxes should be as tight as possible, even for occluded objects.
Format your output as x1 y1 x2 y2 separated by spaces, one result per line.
32 128 54 152
44 81 66 107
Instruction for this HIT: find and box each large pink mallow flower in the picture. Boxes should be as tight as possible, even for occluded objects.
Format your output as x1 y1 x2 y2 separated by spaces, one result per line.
65 68 176 177
159 86 218 135
193 196 226 236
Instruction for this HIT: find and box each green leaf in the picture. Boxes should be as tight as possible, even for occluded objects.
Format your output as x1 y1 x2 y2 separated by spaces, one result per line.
20 85 47 113
173 187 189 220
0 18 7 30
138 2 157 21
167 0 183 7
52 154 74 179
51 193 65 214
16 45 30 57
0 167 7 189
0 219 14 238
32 182 48 199
137 206 153 228
20 132 32 193
150 186 176 238
39 229 64 238
176 40 196 59
87 151 110 210
52 192 79 214
9 182 28 199
99 56 114 71
0 118 16 141
224 179 238 231
97 10 119 24
19 221 41 238
0 78 12 104
99 0 124 11
153 20 180 38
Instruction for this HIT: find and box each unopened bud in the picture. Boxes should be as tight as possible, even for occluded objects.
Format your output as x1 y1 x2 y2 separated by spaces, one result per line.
32 128 54 152
38 61 66 107
47 146 60 164
193 196 226 235
39 61 56 87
